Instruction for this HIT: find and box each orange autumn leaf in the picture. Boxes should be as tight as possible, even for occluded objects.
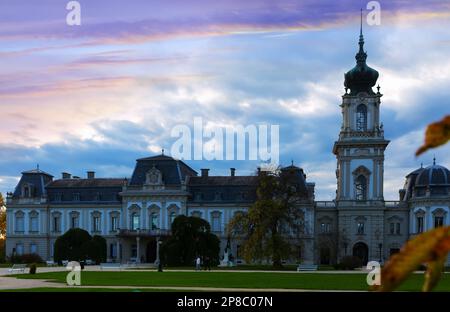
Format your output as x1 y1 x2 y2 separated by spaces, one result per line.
376 226 450 292
422 253 447 292
416 115 450 156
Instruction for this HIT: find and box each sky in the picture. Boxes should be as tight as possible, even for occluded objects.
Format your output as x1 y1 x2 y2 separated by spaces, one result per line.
0 0 449 200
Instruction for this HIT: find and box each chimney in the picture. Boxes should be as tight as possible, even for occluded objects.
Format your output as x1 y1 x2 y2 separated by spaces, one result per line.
201 168 209 177
62 172 71 179
87 171 95 179
230 168 236 177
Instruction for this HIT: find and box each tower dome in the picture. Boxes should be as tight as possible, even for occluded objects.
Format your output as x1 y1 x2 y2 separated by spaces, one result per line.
344 12 379 95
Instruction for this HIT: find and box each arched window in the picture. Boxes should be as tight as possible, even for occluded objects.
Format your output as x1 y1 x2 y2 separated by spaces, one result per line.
356 104 367 131
355 175 367 200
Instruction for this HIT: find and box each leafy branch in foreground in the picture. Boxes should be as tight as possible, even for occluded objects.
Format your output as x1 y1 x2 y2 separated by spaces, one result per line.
416 115 450 156
373 226 450 292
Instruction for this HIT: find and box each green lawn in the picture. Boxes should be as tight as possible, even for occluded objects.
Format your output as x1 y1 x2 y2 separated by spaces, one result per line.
12 271 450 291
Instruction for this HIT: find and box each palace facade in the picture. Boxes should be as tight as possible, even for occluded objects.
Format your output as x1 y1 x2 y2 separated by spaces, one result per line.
4 28 450 266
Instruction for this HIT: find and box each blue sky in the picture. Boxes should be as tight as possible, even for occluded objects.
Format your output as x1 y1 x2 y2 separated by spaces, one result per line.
0 0 449 200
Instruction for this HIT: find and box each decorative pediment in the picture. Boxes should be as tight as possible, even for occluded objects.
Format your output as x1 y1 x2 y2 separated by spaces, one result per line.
145 165 163 185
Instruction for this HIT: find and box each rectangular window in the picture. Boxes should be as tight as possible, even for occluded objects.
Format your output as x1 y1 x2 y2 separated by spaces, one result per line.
53 216 60 232
111 216 118 232
320 223 331 233
390 223 395 235
16 217 24 232
131 244 137 258
396 223 401 235
73 193 80 201
110 244 117 258
434 216 444 228
212 216 221 232
357 222 365 235
93 216 100 232
16 244 24 255
417 217 424 233
151 214 158 230
30 243 37 254
71 216 79 229
30 217 39 232
132 214 140 230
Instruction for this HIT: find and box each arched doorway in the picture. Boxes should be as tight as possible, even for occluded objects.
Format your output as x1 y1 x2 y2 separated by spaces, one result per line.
146 240 157 263
352 242 369 265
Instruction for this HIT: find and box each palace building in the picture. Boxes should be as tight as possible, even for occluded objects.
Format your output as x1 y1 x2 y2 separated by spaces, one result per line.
4 27 450 266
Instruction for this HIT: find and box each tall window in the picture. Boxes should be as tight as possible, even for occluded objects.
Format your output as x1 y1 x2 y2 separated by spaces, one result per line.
110 244 117 259
357 222 365 235
30 243 37 254
355 175 367 200
212 214 221 232
16 244 24 255
111 216 118 232
30 215 39 232
71 215 79 229
356 104 367 131
169 212 176 229
15 214 24 233
390 222 401 235
53 215 61 232
93 216 101 232
151 213 159 230
320 223 331 233
434 216 444 228
417 216 424 233
131 213 140 230
23 186 30 197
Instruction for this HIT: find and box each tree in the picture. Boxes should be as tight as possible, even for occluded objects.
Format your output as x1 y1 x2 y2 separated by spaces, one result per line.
161 215 220 266
0 192 6 239
54 228 106 264
228 168 310 268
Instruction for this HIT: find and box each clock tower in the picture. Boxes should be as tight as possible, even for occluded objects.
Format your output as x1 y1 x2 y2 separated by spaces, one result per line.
332 16 389 263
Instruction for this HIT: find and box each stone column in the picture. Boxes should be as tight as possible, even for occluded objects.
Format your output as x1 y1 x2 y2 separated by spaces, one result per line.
136 236 140 263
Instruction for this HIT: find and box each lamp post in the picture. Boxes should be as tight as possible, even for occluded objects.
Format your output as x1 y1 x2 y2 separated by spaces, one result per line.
156 237 163 272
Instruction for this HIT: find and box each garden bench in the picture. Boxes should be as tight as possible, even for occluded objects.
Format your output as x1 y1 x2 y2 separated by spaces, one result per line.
8 264 27 273
100 263 122 270
297 264 318 271
46 260 57 267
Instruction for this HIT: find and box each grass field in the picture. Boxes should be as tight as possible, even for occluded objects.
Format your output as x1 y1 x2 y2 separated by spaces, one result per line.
11 271 450 291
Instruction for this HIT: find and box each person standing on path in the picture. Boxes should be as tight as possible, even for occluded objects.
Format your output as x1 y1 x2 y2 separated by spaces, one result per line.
195 256 201 271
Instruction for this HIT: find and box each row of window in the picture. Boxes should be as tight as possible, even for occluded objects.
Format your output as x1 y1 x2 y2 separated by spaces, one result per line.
416 215 445 233
13 243 38 255
319 221 402 235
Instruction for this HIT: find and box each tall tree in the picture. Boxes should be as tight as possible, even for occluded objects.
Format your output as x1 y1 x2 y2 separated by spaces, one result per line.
228 168 310 268
0 193 6 239
161 215 220 266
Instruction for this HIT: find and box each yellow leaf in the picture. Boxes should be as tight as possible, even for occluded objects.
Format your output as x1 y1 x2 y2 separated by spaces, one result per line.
422 253 447 292
416 115 450 156
377 226 450 292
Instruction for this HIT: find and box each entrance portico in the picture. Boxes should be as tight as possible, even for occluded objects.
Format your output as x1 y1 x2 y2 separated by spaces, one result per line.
117 229 170 264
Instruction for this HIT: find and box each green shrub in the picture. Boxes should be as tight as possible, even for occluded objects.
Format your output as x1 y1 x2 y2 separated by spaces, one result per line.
10 253 43 264
334 256 363 270
29 263 37 274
